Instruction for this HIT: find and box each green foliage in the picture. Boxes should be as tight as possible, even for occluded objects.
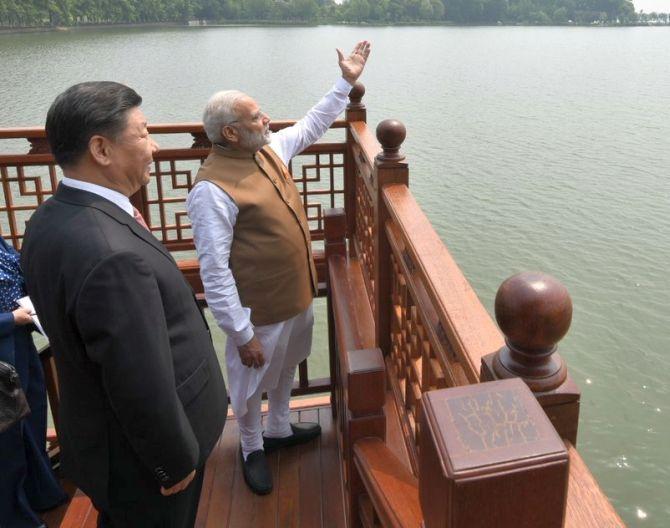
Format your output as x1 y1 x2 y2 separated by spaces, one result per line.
0 0 657 27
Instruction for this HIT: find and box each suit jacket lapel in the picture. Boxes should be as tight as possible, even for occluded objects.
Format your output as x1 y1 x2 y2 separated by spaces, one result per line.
54 184 175 264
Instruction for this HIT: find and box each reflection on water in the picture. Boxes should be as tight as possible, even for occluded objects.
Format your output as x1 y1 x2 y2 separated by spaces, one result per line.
1 25 669 527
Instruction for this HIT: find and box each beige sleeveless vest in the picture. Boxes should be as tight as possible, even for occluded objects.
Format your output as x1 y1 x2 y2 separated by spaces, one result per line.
193 144 318 326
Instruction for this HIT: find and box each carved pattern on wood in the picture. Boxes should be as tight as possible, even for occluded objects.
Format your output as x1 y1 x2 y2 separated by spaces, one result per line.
387 245 467 470
1 131 345 253
447 388 539 452
290 152 345 239
0 164 60 249
354 167 375 312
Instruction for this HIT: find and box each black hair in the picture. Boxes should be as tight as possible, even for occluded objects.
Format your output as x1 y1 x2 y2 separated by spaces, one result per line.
45 81 142 168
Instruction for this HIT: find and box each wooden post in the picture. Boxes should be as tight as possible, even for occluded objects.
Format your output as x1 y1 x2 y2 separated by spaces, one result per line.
344 348 386 528
480 272 581 444
374 120 408 356
344 82 366 241
420 378 570 528
324 208 347 417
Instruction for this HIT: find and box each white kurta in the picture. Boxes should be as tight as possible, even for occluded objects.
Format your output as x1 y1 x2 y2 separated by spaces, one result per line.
187 77 352 419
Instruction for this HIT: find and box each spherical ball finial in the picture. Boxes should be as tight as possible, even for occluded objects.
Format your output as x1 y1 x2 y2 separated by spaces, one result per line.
349 82 365 104
376 119 406 161
495 272 572 351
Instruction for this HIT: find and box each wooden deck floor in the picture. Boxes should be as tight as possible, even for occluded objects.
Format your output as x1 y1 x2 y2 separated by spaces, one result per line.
42 399 346 528
195 402 346 528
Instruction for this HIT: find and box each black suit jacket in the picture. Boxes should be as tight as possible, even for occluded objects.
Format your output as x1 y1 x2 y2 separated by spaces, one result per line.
21 184 227 510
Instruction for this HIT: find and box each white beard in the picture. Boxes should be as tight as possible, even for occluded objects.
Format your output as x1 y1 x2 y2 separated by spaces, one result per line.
239 126 271 153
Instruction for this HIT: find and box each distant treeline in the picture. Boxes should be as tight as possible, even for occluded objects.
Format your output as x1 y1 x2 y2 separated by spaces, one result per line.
1 0 663 28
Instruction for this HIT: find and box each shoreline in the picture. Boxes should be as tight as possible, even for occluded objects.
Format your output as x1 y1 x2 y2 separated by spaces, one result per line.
1 20 667 35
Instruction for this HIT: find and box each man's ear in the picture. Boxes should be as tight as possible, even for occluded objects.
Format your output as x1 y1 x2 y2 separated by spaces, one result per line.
221 125 238 144
88 135 113 166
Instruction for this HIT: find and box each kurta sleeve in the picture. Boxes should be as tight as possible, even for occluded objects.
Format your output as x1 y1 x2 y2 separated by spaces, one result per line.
271 77 352 165
187 182 254 346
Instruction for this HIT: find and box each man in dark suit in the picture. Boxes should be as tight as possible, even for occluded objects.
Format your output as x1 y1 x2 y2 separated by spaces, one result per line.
21 82 227 528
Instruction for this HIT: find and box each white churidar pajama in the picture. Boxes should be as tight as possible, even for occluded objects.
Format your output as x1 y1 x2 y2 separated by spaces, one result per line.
186 77 352 458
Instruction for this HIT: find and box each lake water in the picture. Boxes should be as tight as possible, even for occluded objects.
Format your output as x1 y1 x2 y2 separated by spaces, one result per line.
1 25 668 527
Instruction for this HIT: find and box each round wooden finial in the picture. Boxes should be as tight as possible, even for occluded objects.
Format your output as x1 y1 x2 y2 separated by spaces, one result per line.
375 119 406 162
348 82 365 110
492 272 572 392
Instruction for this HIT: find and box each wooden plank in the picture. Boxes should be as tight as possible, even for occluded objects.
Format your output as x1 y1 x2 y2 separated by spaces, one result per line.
41 480 77 527
277 411 301 528
0 121 347 139
227 423 279 528
82 505 99 528
319 407 347 528
565 443 626 528
197 419 239 528
58 489 96 528
298 408 322 528
353 437 422 528
329 256 376 352
349 121 381 167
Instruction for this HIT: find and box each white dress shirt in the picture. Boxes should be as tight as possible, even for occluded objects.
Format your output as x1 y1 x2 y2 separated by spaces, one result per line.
186 77 352 347
60 177 134 217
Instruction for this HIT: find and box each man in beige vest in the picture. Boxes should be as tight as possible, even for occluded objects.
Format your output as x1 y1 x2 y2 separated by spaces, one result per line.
186 41 370 495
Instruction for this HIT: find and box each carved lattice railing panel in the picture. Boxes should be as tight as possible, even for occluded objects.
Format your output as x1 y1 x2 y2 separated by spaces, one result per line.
385 212 473 474
0 121 349 400
0 163 61 250
352 151 375 313
0 124 347 254
143 156 206 252
289 146 346 240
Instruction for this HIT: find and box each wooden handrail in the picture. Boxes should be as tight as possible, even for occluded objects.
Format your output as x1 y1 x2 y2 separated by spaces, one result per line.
0 120 348 139
354 438 422 528
349 120 381 168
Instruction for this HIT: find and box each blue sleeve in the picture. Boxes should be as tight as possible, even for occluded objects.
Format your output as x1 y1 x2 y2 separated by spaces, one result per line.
0 312 15 338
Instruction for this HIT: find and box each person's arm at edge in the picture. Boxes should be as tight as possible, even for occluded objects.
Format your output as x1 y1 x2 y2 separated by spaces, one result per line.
271 77 352 165
272 40 371 165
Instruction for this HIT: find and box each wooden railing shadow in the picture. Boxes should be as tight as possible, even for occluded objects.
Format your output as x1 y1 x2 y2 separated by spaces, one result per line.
324 92 626 527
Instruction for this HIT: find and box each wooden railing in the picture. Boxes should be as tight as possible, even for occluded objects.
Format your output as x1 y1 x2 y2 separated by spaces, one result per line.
1 85 625 527
324 95 626 527
0 116 353 401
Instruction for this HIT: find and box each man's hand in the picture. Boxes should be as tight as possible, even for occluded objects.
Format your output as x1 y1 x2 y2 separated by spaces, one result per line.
160 469 196 496
12 307 33 326
337 40 371 85
238 335 265 369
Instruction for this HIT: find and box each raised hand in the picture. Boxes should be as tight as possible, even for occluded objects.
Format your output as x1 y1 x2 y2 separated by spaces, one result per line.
337 40 371 85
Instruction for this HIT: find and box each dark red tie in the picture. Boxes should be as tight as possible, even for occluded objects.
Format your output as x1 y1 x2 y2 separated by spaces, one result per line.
132 206 150 231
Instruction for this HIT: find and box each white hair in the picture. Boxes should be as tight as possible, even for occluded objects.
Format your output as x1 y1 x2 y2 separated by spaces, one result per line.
202 90 247 144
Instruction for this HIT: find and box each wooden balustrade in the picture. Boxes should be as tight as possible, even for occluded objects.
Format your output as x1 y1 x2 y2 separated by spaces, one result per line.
328 114 626 527
0 120 348 251
0 101 361 403
1 83 625 528
324 207 386 528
